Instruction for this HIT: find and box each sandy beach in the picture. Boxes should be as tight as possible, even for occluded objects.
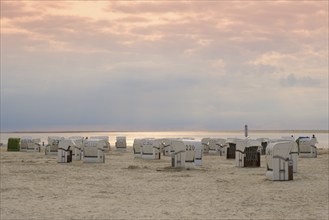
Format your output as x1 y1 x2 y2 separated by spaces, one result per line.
1 147 328 220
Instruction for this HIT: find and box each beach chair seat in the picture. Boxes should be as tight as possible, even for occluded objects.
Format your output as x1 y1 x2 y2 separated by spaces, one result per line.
83 140 105 163
115 136 127 151
265 141 294 181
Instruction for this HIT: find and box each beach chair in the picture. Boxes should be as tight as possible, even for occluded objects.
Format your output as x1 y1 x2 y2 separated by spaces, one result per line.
184 140 195 166
296 136 318 158
68 136 84 161
89 136 110 152
133 139 142 158
201 138 210 154
115 136 127 151
83 139 105 163
235 139 261 167
184 139 202 166
265 141 294 181
57 139 74 163
270 137 298 173
45 136 64 155
222 138 243 159
208 138 226 155
159 138 177 156
140 139 161 160
170 140 186 168
20 137 41 152
7 138 20 152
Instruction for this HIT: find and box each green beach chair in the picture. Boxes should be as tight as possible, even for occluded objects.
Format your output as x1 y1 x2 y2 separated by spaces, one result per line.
7 138 21 151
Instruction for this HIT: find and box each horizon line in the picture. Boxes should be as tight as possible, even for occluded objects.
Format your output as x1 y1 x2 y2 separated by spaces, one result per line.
1 129 328 134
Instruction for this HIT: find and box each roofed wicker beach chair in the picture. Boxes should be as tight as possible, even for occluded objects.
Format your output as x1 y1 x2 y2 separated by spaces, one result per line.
270 137 298 173
222 138 244 159
170 140 186 168
184 139 202 166
208 138 226 155
159 138 178 156
45 136 64 155
140 138 161 160
235 139 261 167
201 138 210 154
296 135 318 158
68 136 84 161
20 137 41 152
133 138 142 158
265 141 294 181
89 136 110 152
83 139 105 163
57 139 74 163
7 138 21 152
115 136 127 151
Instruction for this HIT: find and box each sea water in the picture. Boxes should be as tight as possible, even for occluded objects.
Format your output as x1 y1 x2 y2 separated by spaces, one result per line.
1 130 328 148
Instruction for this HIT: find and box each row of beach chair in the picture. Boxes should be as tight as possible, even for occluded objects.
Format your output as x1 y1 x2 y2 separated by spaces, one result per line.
6 135 319 181
132 135 319 181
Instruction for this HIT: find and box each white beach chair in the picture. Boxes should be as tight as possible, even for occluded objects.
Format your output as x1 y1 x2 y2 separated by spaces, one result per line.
68 136 84 161
184 139 202 166
170 140 186 168
201 138 210 154
208 138 226 155
115 136 127 151
297 136 318 158
265 141 294 181
133 139 142 158
83 139 105 163
159 138 177 156
270 137 298 173
170 140 201 168
57 139 74 163
45 136 64 155
235 139 261 167
222 138 243 159
20 137 41 152
89 136 110 152
140 139 161 160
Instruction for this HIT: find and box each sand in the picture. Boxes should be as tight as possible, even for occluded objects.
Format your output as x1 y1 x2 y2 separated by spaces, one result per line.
0 147 328 220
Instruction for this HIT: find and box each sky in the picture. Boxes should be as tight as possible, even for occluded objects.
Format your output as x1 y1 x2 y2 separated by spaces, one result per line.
1 0 328 132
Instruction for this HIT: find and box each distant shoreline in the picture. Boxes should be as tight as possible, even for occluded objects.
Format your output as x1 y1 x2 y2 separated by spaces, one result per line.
1 130 328 134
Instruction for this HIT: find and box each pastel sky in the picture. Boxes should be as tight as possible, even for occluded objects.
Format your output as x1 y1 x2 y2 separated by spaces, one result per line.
1 1 328 131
